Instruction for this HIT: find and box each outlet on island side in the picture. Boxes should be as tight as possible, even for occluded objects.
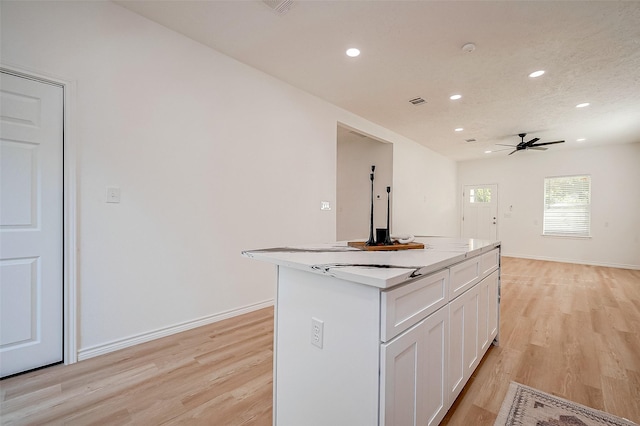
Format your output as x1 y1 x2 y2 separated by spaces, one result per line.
311 317 324 349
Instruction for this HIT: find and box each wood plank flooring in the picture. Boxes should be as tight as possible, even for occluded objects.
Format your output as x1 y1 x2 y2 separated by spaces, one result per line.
1 257 639 425
0 307 274 425
441 257 640 425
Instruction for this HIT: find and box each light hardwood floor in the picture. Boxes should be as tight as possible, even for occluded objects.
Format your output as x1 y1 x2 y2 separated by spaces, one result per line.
442 257 640 425
1 257 639 425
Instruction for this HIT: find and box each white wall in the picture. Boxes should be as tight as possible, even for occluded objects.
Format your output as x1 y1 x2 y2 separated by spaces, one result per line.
393 135 459 237
336 129 393 241
1 1 458 358
458 143 640 269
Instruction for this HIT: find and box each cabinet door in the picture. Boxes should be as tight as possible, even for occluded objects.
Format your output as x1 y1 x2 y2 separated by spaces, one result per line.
478 276 490 353
448 285 480 403
478 269 500 353
380 307 449 426
380 321 425 426
422 307 449 426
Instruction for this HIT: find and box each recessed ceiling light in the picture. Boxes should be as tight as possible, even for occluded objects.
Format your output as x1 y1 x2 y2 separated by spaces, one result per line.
462 43 476 53
529 70 545 78
455 127 464 132
450 94 462 100
484 150 492 154
577 138 586 142
576 102 590 108
346 48 360 57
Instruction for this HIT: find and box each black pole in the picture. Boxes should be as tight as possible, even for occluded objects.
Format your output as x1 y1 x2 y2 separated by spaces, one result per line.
384 186 392 245
366 165 376 246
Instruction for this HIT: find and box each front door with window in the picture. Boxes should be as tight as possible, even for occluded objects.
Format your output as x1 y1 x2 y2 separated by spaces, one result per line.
462 184 498 241
0 71 64 377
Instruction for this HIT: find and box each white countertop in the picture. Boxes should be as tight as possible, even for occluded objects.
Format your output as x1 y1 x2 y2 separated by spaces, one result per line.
242 237 500 289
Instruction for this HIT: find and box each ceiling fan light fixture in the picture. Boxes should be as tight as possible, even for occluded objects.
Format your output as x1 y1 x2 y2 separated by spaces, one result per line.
346 48 360 57
529 70 545 78
576 102 590 108
450 94 462 100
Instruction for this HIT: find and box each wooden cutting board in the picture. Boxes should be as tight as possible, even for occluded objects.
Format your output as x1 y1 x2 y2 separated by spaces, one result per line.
347 241 425 251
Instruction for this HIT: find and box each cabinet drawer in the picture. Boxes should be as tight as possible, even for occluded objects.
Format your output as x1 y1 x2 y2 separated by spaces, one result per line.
381 270 449 342
449 256 481 301
480 248 500 277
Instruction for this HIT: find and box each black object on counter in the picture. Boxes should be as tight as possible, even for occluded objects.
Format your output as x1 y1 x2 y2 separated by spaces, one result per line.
366 165 376 246
384 186 392 245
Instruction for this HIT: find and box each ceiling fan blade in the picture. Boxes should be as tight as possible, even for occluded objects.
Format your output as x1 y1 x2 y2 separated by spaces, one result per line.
508 149 517 155
496 143 517 147
526 137 540 146
532 140 565 147
492 148 514 152
529 147 548 151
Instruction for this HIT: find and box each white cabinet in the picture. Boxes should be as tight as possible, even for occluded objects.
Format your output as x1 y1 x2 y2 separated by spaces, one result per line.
381 270 448 342
380 254 501 426
449 256 481 300
256 241 501 426
479 269 500 352
380 306 449 426
448 266 500 405
480 248 500 276
448 283 480 403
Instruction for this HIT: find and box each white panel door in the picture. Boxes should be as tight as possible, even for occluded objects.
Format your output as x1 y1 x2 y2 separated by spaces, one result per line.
462 184 498 240
0 71 63 377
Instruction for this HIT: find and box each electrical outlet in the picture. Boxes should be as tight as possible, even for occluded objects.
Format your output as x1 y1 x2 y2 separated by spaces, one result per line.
311 317 324 349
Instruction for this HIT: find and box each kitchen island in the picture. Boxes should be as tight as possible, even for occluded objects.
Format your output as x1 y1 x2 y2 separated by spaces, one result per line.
243 237 500 426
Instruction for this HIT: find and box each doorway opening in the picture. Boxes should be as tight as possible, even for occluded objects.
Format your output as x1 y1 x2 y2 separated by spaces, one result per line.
336 125 393 241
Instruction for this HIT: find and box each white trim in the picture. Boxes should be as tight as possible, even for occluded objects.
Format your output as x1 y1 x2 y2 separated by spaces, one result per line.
77 299 275 361
501 253 639 271
540 234 592 239
1 64 79 365
62 79 79 365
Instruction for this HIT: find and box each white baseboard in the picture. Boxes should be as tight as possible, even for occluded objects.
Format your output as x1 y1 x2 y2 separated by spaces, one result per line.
501 253 640 271
77 299 274 361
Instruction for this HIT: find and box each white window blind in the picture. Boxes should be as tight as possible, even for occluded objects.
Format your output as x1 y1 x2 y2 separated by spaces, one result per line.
543 175 591 237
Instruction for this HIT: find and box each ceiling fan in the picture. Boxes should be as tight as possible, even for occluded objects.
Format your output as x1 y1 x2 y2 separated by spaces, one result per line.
496 133 565 155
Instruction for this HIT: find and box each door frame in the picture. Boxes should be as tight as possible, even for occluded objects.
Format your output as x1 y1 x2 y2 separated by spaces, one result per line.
1 65 79 365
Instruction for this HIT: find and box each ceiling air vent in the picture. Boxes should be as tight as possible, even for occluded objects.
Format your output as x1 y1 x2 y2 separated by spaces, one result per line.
262 0 294 15
465 138 477 143
409 97 426 106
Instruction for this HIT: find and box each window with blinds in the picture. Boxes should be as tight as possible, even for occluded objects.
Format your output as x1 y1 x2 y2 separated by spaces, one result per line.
543 175 591 237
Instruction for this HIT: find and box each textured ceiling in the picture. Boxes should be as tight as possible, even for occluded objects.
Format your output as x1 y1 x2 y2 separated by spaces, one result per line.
116 0 640 161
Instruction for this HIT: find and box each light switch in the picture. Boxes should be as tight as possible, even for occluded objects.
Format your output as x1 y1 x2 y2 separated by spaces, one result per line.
321 201 331 210
106 186 121 203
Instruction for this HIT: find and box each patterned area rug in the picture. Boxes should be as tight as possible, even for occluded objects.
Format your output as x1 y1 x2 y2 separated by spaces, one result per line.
494 382 638 426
